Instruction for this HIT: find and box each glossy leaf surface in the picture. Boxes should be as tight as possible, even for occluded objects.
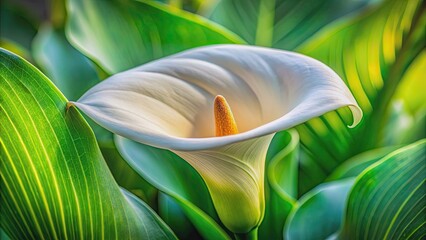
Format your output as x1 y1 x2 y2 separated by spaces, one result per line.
340 139 426 239
66 0 243 73
208 0 373 48
296 0 425 193
0 48 176 239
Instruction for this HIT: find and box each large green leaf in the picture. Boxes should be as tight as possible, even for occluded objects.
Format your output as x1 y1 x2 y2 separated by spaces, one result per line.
296 0 425 193
284 178 355 240
259 130 298 240
326 146 400 181
32 25 99 101
65 0 244 74
158 192 203 239
207 0 374 48
0 48 176 239
340 139 426 239
115 136 231 240
31 24 157 207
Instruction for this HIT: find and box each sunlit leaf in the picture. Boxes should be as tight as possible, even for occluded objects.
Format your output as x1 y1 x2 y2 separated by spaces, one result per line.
340 139 426 239
392 51 426 114
31 25 157 206
296 0 425 193
0 48 176 239
208 0 374 48
65 0 244 74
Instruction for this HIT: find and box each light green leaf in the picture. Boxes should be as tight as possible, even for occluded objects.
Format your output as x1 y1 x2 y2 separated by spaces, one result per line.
0 48 176 239
392 51 426 114
115 136 231 240
340 139 426 239
382 100 425 146
259 130 298 240
32 25 99 101
65 0 244 74
208 0 374 48
296 0 425 193
31 25 157 206
284 178 355 240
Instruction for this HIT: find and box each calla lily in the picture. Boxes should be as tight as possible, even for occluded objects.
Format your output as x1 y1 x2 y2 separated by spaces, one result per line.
71 45 362 234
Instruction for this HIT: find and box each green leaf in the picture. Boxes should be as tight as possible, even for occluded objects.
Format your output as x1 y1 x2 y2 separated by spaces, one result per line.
259 130 298 240
392 51 426 114
65 0 244 74
158 192 201 239
340 139 426 239
32 25 99 101
1 228 11 240
326 145 400 181
115 136 231 240
101 142 158 207
296 0 425 193
207 0 374 48
284 178 355 240
0 2 38 51
31 25 157 206
0 48 176 239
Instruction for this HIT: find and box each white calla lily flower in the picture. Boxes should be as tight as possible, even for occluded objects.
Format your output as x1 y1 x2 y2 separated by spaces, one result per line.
71 45 362 233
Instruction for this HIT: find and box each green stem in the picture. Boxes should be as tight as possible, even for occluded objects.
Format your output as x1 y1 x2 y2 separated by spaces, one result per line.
234 228 258 240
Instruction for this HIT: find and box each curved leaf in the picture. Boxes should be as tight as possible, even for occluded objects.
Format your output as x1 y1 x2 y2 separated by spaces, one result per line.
284 178 355 240
296 0 425 193
31 25 157 206
32 25 99 101
208 0 374 48
340 139 426 239
259 130 299 240
0 48 176 239
326 145 400 181
158 192 202 239
115 136 231 240
65 0 243 74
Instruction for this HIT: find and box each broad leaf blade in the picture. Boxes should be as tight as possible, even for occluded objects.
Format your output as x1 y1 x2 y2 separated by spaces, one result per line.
0 48 176 239
284 178 355 240
208 0 374 48
31 26 158 206
340 139 426 239
158 192 201 239
296 0 425 193
65 0 244 74
32 25 99 101
326 146 400 181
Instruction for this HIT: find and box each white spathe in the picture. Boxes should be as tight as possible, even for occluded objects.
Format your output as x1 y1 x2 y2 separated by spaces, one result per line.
72 44 362 233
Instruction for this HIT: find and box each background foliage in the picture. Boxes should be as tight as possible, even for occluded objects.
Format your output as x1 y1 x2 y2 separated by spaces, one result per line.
1 0 425 239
